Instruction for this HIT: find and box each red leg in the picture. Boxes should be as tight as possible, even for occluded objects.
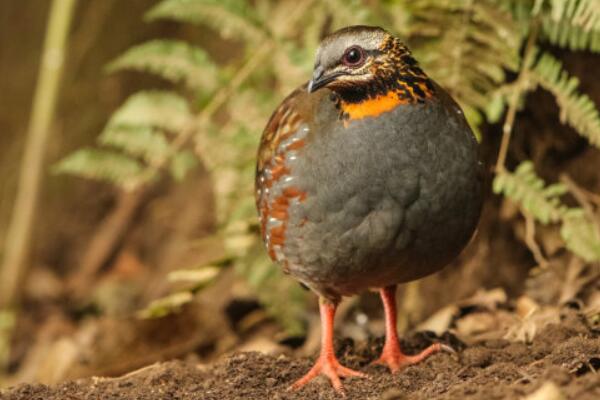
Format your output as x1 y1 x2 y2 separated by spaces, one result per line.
373 285 452 373
290 298 366 394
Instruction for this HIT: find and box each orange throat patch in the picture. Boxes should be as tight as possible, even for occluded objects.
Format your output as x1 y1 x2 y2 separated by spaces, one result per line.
338 73 435 122
340 91 407 121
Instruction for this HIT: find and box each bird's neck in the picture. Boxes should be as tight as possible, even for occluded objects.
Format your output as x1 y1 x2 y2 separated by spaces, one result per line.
333 73 434 121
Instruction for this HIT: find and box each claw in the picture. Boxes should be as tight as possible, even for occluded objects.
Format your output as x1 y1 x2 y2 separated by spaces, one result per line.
290 299 367 394
289 353 367 394
372 342 450 373
374 286 452 373
440 343 456 355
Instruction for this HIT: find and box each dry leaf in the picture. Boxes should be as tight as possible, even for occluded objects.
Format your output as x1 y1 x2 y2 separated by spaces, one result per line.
524 382 565 400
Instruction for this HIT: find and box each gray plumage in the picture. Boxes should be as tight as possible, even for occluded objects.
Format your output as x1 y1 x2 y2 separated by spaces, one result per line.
277 87 482 302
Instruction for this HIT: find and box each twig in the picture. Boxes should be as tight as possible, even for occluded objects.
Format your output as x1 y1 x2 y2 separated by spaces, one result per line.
560 172 600 221
68 189 147 298
560 173 600 250
523 209 549 267
558 255 585 304
494 21 540 173
0 0 78 308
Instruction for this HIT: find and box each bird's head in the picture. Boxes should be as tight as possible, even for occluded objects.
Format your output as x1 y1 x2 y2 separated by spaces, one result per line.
308 26 430 103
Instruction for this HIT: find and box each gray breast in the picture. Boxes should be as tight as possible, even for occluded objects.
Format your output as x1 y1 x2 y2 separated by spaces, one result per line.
282 95 482 299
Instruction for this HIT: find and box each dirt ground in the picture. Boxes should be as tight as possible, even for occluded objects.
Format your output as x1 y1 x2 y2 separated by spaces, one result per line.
2 308 599 400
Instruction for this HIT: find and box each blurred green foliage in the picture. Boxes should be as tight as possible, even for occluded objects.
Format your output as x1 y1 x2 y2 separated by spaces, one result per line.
494 161 600 262
55 0 600 334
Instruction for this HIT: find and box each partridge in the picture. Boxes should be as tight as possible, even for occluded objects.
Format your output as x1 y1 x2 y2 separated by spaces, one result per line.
255 25 483 393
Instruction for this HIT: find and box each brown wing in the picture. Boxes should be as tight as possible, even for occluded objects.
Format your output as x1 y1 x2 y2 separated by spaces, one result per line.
255 85 310 262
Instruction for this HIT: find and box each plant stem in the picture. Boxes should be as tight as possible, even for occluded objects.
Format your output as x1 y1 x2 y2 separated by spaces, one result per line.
523 210 548 267
494 21 540 173
0 0 78 308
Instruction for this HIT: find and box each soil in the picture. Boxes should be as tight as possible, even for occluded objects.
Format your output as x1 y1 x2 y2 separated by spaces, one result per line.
3 311 599 400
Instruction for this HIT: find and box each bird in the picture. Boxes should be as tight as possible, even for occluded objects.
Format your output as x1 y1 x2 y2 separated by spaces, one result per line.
255 25 483 394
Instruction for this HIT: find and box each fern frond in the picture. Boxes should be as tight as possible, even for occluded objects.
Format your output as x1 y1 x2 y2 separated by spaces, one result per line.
541 17 600 51
146 0 265 44
108 91 192 133
495 161 600 262
99 125 169 165
547 0 600 32
401 0 521 125
106 40 219 92
538 0 600 51
531 52 600 148
560 209 600 262
53 148 146 190
493 161 567 224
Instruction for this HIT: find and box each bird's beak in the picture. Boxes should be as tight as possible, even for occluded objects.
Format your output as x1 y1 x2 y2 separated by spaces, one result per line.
308 66 341 93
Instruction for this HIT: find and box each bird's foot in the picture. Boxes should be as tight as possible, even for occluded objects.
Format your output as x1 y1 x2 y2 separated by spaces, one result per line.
372 342 454 373
290 353 367 395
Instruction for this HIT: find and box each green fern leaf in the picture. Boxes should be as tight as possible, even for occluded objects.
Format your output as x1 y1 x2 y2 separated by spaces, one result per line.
493 161 567 224
539 0 600 51
146 0 265 43
531 52 600 148
495 161 600 261
542 17 600 51
99 125 170 165
547 0 600 32
106 40 219 92
400 0 521 126
54 148 146 190
560 209 600 262
109 91 192 133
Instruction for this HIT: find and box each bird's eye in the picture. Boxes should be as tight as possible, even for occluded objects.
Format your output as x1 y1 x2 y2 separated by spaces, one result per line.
342 46 365 67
